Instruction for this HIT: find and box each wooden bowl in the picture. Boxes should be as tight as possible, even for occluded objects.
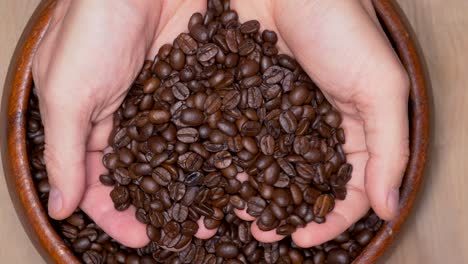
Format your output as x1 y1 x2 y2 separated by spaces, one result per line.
2 0 429 263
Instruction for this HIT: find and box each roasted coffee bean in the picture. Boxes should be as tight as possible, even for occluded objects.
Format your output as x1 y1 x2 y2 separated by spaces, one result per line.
172 203 189 223
240 20 260 34
262 30 278 43
181 108 205 126
247 196 266 217
217 119 238 136
188 12 203 30
110 186 129 205
240 121 261 136
279 110 298 133
313 194 335 218
230 195 246 210
197 43 219 62
238 222 252 243
327 249 351 264
272 189 292 207
140 177 159 194
177 128 199 143
154 60 172 79
263 66 284 84
276 223 296 236
238 39 256 56
172 82 190 100
213 150 232 169
181 220 199 236
264 161 281 185
260 135 275 155
216 242 239 259
82 250 103 264
177 33 198 55
178 152 203 171
190 24 210 43
163 221 181 239
73 237 92 253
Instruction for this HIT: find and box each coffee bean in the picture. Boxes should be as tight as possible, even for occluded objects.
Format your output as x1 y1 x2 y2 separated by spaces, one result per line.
279 110 298 134
197 43 219 62
229 195 246 210
262 30 278 43
240 20 260 34
217 119 238 136
181 220 199 236
152 167 172 186
276 223 296 236
168 182 186 201
240 121 261 136
263 66 284 84
327 248 351 264
260 135 275 155
82 250 103 264
213 150 232 169
204 94 222 114
264 161 280 185
178 152 203 171
181 108 205 126
177 33 198 55
172 203 189 223
164 221 181 239
188 12 203 30
216 242 239 259
190 24 210 43
247 196 266 217
313 194 335 218
140 177 159 194
154 60 172 79
172 82 190 100
272 189 292 207
238 39 256 56
177 128 199 143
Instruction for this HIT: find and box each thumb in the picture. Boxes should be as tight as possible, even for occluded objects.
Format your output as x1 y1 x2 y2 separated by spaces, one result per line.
359 70 410 220
40 98 90 220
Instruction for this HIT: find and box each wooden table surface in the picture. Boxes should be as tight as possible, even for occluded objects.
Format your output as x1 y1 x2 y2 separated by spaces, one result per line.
1 0 467 263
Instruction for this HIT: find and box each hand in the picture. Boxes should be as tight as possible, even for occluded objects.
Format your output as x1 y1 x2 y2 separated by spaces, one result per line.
230 0 409 247
32 0 215 248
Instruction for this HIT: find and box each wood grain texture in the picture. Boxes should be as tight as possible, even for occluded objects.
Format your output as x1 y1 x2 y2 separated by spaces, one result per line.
0 0 464 263
0 1 45 264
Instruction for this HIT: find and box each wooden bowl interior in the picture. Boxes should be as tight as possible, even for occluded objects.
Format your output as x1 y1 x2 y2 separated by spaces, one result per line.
2 0 429 263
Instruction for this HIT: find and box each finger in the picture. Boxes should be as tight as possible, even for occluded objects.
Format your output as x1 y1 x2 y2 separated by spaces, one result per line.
194 217 218 239
251 221 285 243
39 99 90 220
80 152 149 248
234 208 256 221
292 152 370 247
233 172 256 221
360 75 409 220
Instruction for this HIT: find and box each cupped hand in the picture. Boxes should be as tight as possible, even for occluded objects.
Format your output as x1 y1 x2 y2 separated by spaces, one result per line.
230 0 409 247
32 0 215 248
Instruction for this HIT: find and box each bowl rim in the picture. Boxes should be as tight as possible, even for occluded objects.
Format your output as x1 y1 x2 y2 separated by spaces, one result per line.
2 0 429 263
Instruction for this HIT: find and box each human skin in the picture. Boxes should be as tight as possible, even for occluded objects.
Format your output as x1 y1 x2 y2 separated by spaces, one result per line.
32 0 408 249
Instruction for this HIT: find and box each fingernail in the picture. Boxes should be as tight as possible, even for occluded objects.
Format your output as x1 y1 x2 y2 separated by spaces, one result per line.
387 188 399 218
48 188 63 215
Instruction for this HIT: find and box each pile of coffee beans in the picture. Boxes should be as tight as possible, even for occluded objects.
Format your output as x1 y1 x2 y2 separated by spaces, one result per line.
27 79 383 264
25 0 384 263
102 0 352 246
